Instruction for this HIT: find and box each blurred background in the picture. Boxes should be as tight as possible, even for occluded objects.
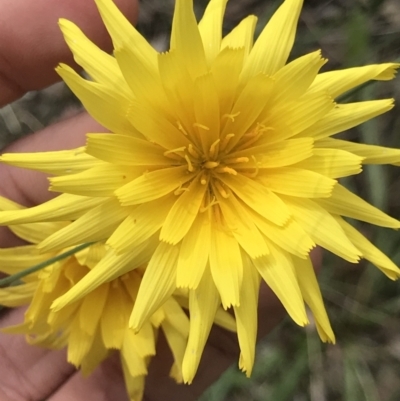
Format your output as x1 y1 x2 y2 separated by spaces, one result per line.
1 0 400 400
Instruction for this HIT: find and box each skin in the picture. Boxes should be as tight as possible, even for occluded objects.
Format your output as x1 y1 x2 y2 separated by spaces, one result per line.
0 1 322 400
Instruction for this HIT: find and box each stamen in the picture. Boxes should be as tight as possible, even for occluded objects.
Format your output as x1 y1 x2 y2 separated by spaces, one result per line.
188 143 200 159
200 172 208 185
174 185 190 196
164 147 186 156
209 139 220 159
184 155 195 172
223 157 249 164
177 121 189 136
200 196 219 213
222 112 241 122
214 180 230 198
220 133 235 151
193 122 210 131
237 126 274 150
204 161 220 169
215 166 238 175
241 155 259 178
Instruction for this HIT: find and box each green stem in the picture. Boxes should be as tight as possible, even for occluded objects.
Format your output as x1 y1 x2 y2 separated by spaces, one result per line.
0 242 92 288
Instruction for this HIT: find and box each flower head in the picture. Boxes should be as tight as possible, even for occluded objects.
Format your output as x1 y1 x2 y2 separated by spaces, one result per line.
0 0 400 383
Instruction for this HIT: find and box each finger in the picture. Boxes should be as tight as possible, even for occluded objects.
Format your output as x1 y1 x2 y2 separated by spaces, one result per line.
48 353 130 401
0 0 138 107
0 308 75 401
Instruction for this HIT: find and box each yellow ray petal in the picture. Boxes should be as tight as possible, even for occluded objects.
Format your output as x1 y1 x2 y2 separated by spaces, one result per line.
163 297 190 339
108 196 175 254
211 47 245 116
241 0 303 80
171 0 207 80
86 134 169 166
177 211 210 289
52 240 154 310
130 242 180 331
59 19 131 98
317 184 400 229
79 285 109 336
221 15 257 57
283 196 362 262
57 64 137 136
128 322 156 359
0 246 49 274
310 63 399 98
293 256 335 343
234 254 260 376
80 329 109 376
297 99 394 140
265 91 335 141
50 164 140 197
214 307 237 332
336 217 400 280
219 173 291 225
209 220 242 309
221 74 275 148
0 147 102 176
9 221 66 246
315 137 400 165
0 282 37 307
192 73 220 153
253 242 308 326
120 363 145 401
68 315 96 367
94 0 157 72
182 267 220 384
160 178 207 245
38 199 129 252
245 206 315 258
293 148 363 178
198 0 228 65
121 331 148 377
0 194 104 224
101 281 131 349
272 50 327 104
258 167 336 198
116 166 194 206
217 191 269 258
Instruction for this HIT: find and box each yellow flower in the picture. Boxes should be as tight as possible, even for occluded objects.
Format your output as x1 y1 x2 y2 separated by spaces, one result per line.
0 0 400 382
0 197 235 399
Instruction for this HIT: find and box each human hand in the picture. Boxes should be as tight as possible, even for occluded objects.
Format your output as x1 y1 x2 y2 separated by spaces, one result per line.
0 1 321 400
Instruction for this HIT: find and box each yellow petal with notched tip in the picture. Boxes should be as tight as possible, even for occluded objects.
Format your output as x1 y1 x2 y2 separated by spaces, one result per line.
221 15 257 57
241 0 303 80
38 199 129 252
316 137 400 165
171 0 207 80
177 211 210 289
59 19 131 98
0 194 104 224
293 148 363 178
160 178 207 245
121 330 149 377
116 166 194 206
50 164 140 197
317 184 400 229
86 134 169 166
253 241 308 326
130 242 180 331
209 220 242 309
310 63 399 98
0 246 48 274
283 196 362 262
0 147 102 176
219 173 291 225
234 254 260 376
298 99 394 140
293 256 335 343
182 267 220 384
57 64 137 136
198 0 228 65
258 167 336 198
336 216 400 280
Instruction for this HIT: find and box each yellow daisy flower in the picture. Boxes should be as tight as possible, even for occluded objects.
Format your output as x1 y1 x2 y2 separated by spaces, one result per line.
1 0 400 382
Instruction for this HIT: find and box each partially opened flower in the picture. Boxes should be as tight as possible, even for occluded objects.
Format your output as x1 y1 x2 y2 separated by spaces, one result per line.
0 197 235 400
0 0 400 383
